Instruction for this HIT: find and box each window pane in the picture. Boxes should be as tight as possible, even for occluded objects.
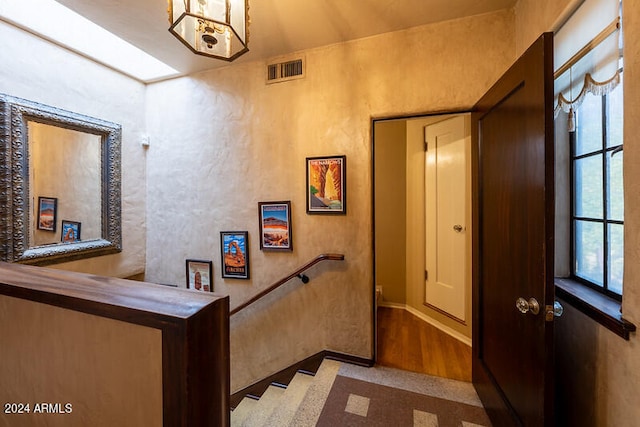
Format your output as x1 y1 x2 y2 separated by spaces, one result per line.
608 223 624 295
576 93 603 156
575 220 604 286
575 155 603 218
607 151 624 221
607 74 623 149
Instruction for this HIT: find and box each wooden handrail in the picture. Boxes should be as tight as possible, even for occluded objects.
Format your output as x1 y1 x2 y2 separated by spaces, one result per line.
230 253 345 316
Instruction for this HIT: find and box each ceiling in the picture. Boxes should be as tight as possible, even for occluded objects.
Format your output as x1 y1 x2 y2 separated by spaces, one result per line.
55 0 517 77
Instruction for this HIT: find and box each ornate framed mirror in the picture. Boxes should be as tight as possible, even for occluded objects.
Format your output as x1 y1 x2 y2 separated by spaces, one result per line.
0 93 122 265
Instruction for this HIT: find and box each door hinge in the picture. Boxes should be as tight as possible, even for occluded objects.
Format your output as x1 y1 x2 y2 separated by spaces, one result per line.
424 142 429 152
425 270 428 281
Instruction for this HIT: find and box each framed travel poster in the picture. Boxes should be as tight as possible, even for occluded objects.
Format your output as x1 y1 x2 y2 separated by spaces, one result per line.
61 220 81 242
185 259 213 292
258 201 292 251
220 231 250 279
37 196 58 231
306 155 346 214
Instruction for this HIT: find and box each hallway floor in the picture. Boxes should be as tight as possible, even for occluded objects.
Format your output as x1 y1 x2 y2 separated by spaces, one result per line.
318 362 490 426
376 306 472 382
233 358 490 426
233 307 484 426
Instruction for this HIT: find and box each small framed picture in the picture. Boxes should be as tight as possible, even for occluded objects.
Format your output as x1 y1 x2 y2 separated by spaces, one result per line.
306 155 346 214
61 220 81 242
258 201 293 251
37 196 58 231
220 231 250 279
186 259 213 292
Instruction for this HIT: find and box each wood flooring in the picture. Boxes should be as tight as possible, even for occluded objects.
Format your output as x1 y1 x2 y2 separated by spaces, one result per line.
376 306 472 382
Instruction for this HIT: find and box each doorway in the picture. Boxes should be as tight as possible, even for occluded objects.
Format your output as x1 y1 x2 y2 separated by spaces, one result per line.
373 113 472 381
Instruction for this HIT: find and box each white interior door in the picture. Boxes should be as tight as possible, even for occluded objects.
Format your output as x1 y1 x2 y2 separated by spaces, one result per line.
424 115 468 321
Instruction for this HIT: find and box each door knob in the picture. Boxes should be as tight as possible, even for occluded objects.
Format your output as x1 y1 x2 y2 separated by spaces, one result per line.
516 297 540 315
545 300 564 321
453 224 463 232
553 300 563 317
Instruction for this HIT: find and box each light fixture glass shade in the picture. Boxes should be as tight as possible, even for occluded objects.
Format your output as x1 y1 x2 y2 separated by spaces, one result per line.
168 0 248 61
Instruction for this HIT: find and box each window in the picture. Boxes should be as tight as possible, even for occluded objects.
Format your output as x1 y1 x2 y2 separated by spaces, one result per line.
553 0 633 339
571 72 624 300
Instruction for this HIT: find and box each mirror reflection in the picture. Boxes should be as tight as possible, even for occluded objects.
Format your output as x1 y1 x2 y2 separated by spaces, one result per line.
29 122 102 247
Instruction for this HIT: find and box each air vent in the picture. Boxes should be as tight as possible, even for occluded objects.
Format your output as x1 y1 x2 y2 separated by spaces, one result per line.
266 58 305 84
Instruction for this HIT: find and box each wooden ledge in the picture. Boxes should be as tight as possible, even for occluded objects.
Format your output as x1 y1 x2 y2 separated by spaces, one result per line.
0 261 223 323
555 278 636 340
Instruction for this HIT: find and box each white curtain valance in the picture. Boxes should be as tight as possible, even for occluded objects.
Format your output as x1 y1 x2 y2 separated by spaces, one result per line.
554 69 621 117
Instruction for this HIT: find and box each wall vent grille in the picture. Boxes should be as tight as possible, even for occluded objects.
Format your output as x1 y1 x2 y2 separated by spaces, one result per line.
266 58 305 84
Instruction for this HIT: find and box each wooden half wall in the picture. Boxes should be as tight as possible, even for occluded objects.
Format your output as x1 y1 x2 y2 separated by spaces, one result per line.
0 262 229 426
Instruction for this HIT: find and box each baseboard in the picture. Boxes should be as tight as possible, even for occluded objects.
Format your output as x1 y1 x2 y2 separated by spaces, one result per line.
230 350 373 409
323 350 373 368
379 302 472 347
378 301 405 310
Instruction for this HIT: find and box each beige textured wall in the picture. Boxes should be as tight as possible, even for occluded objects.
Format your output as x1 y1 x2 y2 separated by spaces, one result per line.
374 120 407 305
516 0 640 425
623 0 640 329
0 295 162 427
514 0 578 56
0 21 147 278
145 10 515 390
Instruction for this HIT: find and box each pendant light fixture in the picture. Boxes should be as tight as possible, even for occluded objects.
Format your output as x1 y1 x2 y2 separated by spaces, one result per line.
168 0 249 61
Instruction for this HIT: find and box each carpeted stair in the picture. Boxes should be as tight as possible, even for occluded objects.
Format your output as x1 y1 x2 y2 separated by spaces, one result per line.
231 359 341 427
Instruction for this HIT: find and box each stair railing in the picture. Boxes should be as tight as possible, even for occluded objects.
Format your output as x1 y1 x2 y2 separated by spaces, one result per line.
229 253 345 316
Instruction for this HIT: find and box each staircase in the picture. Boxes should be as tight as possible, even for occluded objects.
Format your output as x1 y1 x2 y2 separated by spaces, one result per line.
231 359 341 427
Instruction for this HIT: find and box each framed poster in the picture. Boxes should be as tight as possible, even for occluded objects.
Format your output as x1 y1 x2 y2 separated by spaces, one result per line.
220 231 250 279
306 155 346 214
186 259 213 292
37 196 58 231
258 201 292 251
61 220 81 242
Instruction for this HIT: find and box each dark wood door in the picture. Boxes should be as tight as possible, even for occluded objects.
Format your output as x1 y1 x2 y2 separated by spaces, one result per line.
471 33 555 426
